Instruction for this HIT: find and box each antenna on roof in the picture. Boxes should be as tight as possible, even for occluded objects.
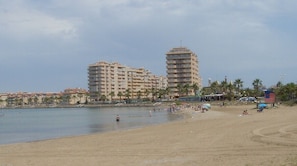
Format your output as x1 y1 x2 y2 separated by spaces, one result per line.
180 40 183 47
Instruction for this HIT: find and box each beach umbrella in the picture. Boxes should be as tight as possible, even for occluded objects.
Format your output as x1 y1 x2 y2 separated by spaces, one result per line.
201 105 208 112
201 103 211 111
202 103 211 109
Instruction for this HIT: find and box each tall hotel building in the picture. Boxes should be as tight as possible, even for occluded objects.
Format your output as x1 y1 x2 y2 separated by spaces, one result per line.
88 61 167 101
166 47 202 98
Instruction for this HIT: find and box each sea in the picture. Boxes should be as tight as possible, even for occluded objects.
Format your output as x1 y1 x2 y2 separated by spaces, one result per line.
0 106 182 145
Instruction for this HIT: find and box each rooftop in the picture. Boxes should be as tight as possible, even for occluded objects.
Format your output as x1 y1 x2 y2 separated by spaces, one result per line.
167 47 193 54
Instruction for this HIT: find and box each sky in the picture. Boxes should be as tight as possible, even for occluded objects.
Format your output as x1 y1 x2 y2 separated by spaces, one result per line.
1 0 297 92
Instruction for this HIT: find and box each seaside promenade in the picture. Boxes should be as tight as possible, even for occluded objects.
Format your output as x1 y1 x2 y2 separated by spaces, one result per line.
1 104 297 166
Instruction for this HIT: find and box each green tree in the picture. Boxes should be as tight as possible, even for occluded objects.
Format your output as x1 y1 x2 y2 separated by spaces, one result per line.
226 82 235 101
34 96 39 105
65 95 71 104
234 79 243 95
242 88 253 97
192 83 199 96
77 93 83 104
28 97 33 105
109 91 115 103
183 84 190 96
96 91 100 101
151 88 158 101
165 87 170 98
276 83 297 101
125 89 131 100
100 95 107 101
117 92 123 102
144 89 150 99
158 89 167 99
136 90 142 100
252 79 263 96
276 81 283 88
43 97 49 105
220 80 228 93
176 84 183 97
210 81 220 94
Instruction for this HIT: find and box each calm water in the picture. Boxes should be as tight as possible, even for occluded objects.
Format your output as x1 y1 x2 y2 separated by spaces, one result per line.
0 106 181 145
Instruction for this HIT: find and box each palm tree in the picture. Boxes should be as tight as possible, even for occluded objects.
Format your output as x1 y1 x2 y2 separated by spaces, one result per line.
220 80 228 94
5 98 10 106
28 97 33 105
117 92 123 102
34 96 39 105
109 91 115 103
43 97 49 105
125 89 131 102
234 79 243 95
210 81 220 94
0 98 4 107
158 89 167 99
252 79 263 96
164 87 171 99
65 95 71 104
151 88 158 102
144 89 150 99
192 83 199 96
226 82 235 100
136 90 142 100
96 91 100 102
176 84 183 97
100 95 107 101
276 81 283 88
183 84 190 96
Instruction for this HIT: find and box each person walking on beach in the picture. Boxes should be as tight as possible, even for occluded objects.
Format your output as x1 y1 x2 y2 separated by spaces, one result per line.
116 115 120 122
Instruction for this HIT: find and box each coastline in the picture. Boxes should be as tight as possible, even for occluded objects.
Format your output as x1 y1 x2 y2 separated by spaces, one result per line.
1 104 297 165
0 105 183 145
0 103 165 110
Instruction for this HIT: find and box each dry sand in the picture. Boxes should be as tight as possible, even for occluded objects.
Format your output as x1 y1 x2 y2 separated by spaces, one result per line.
1 104 297 166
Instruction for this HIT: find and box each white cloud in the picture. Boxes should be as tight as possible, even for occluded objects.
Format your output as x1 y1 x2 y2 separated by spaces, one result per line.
0 1 79 40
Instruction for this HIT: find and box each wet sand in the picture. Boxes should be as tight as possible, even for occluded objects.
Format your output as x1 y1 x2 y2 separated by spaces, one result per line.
1 104 297 166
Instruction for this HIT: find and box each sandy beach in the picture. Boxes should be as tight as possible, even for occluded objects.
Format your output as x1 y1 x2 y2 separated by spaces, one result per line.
1 104 297 166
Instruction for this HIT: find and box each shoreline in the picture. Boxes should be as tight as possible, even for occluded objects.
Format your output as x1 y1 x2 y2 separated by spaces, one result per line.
0 102 176 110
0 104 208 146
1 105 297 165
0 104 184 145
0 100 261 109
1 103 158 109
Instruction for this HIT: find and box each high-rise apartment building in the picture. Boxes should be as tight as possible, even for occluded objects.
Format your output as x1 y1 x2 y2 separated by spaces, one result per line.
88 61 167 102
166 47 202 98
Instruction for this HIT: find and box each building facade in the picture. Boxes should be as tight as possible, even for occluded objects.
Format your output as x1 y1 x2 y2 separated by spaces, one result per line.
166 47 202 98
88 61 167 102
0 88 88 108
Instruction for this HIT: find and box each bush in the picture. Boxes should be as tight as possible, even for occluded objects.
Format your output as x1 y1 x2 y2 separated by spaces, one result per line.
282 100 297 106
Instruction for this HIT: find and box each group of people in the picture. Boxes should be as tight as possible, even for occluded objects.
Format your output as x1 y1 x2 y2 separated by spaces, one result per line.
242 110 249 115
257 107 264 112
242 106 265 116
